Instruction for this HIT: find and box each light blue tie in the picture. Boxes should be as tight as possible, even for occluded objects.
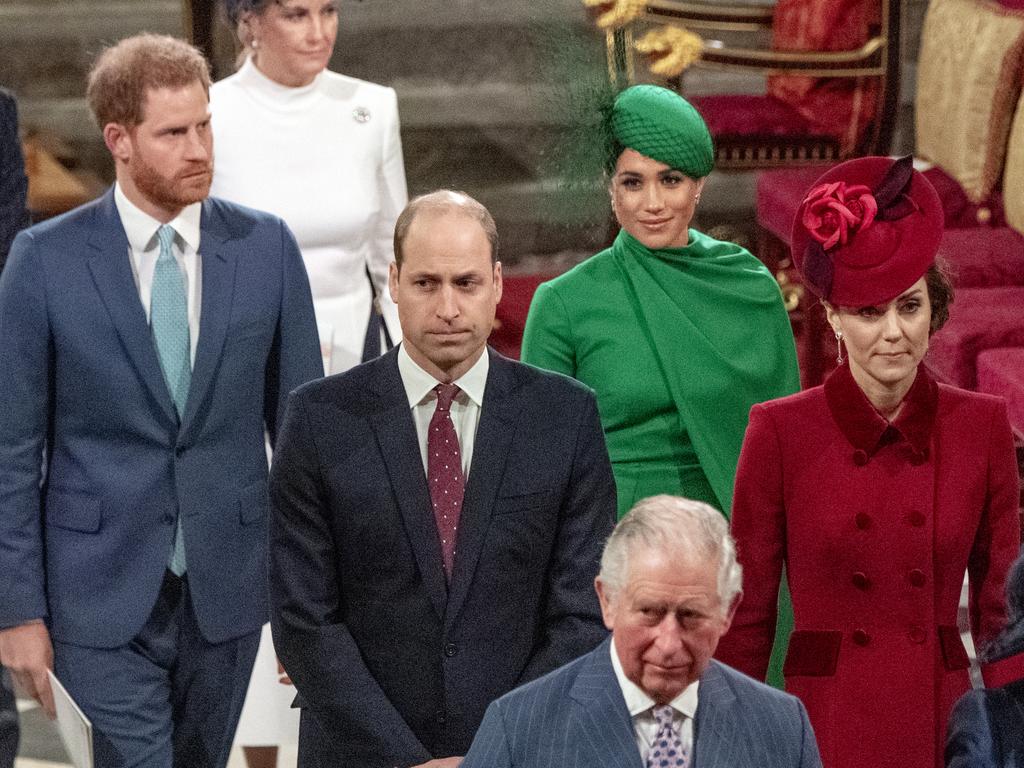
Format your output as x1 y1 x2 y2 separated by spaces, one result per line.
152 224 190 575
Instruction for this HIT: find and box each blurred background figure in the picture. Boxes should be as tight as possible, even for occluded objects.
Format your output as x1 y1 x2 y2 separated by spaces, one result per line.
0 85 29 768
946 553 1024 768
718 156 1023 768
211 0 407 377
1 88 30 272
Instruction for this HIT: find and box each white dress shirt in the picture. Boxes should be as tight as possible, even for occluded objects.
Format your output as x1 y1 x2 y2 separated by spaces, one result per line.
397 343 488 478
610 636 699 763
114 183 202 365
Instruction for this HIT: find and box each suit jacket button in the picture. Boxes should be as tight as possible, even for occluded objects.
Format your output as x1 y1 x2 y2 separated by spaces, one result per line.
909 626 926 644
436 711 447 725
851 571 870 590
852 629 870 646
855 513 871 530
162 513 174 525
908 511 926 527
908 569 926 587
175 446 185 457
852 449 868 466
444 643 458 657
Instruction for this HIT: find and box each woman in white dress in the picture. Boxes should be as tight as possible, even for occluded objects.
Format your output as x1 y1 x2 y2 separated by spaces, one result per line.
212 0 407 377
210 2 408 765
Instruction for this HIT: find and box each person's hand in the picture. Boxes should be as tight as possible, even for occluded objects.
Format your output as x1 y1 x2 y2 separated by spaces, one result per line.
276 657 292 686
0 620 55 718
409 758 462 768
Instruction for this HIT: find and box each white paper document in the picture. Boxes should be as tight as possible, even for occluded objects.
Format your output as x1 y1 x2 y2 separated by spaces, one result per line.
47 669 94 768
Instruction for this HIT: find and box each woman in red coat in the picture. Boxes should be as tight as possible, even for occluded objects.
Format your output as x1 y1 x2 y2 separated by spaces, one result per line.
715 156 1023 768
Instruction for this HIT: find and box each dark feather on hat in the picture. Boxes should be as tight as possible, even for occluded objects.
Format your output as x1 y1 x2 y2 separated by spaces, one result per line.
803 241 834 300
874 155 919 221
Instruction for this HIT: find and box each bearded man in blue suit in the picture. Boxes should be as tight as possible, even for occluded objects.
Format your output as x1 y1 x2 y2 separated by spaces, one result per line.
0 34 322 768
462 495 823 768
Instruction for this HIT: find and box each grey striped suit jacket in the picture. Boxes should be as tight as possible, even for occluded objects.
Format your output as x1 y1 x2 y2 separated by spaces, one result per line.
461 637 822 768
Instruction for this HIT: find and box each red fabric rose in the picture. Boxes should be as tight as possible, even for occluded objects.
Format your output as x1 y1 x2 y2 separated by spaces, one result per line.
801 181 878 250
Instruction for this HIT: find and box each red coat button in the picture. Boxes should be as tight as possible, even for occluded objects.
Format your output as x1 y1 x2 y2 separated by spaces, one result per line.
853 629 871 646
855 512 871 530
852 571 870 590
909 626 926 644
909 569 926 587
853 449 869 466
908 511 926 527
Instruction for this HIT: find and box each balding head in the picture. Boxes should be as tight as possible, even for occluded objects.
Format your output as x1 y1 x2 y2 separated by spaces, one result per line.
393 190 498 271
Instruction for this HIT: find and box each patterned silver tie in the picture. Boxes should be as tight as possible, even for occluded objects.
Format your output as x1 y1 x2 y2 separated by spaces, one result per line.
646 705 688 768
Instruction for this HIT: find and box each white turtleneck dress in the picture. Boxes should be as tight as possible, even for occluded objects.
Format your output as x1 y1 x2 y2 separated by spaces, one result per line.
210 57 407 375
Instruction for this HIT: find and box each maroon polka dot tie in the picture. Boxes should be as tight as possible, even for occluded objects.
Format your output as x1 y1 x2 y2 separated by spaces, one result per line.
428 383 465 581
647 705 688 767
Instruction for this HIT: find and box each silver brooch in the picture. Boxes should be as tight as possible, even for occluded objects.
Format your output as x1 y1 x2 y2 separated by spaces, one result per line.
352 106 371 123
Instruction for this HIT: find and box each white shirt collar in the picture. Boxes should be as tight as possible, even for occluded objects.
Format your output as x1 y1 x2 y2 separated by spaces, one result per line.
397 343 489 408
114 182 202 254
609 636 699 720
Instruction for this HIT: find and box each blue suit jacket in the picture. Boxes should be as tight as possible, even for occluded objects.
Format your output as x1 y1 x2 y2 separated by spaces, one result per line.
0 188 322 647
269 347 617 766
946 679 1024 768
462 637 823 768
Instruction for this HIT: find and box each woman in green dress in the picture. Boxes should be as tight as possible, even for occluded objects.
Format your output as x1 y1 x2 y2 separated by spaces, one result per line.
522 84 800 520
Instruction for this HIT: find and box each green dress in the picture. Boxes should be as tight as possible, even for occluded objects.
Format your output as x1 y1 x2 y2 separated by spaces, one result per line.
521 228 800 687
521 228 801 518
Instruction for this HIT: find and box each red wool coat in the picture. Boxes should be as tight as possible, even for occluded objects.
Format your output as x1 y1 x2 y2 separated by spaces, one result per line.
716 363 1023 768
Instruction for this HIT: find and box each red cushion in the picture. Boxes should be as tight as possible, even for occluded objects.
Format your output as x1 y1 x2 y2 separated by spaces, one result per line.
756 167 827 242
489 274 554 360
691 94 819 139
976 347 1024 436
921 166 1007 229
926 287 1024 388
937 228 1024 288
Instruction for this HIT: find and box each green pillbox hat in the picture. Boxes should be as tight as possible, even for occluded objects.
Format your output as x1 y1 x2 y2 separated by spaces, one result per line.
610 84 714 178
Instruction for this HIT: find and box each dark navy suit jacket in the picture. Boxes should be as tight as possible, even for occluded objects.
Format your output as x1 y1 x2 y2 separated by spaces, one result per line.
0 188 322 647
462 637 823 768
269 347 617 766
946 679 1024 768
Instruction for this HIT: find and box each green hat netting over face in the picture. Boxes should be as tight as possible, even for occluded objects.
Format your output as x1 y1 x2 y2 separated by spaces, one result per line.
610 84 714 178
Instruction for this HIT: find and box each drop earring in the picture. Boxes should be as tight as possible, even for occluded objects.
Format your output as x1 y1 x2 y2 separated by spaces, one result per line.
835 329 844 365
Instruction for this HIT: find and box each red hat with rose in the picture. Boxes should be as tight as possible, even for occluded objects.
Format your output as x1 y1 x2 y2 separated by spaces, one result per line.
791 156 944 306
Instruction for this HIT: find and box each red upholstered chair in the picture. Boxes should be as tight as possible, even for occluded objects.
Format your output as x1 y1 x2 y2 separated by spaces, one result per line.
925 287 1024 390
606 0 902 169
488 274 556 360
977 348 1024 438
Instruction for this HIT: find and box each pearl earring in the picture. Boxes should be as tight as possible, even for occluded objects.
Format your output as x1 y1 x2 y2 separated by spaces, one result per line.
834 329 844 365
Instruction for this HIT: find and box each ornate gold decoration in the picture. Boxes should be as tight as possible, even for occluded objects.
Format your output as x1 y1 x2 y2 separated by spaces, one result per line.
635 25 704 78
582 0 646 31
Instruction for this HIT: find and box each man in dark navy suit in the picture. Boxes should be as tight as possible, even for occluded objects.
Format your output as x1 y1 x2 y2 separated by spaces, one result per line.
462 495 823 768
269 190 617 768
0 35 322 767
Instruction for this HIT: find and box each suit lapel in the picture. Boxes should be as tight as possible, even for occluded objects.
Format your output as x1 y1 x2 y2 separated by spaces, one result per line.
179 201 237 438
444 350 518 630
369 352 448 621
693 662 743 768
85 190 178 426
571 639 645 768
